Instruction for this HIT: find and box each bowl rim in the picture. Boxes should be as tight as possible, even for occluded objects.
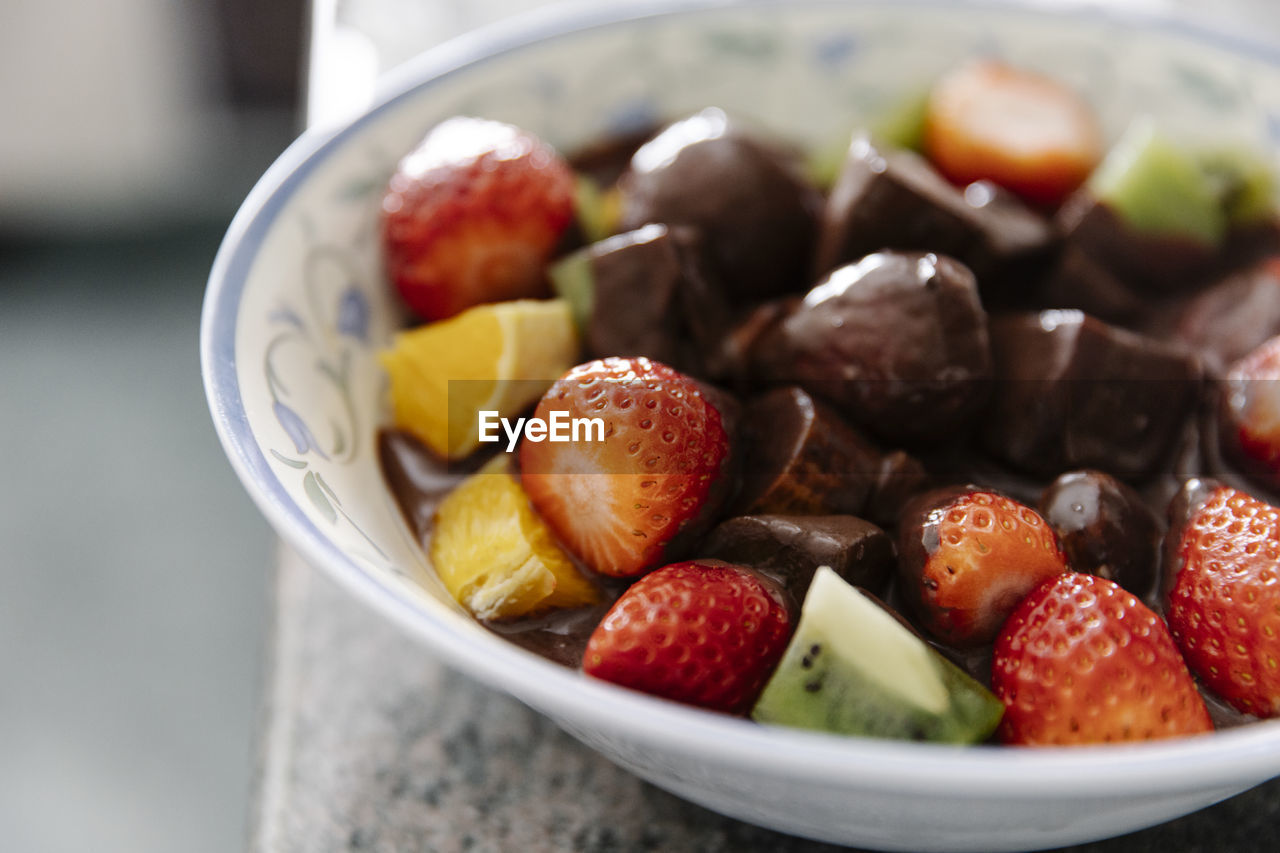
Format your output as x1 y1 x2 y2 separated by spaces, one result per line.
203 0 1280 798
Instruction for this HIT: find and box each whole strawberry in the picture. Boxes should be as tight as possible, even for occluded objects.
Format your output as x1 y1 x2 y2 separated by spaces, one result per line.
993 573 1212 745
382 116 576 321
521 357 732 578
583 561 792 713
897 488 1069 647
1220 335 1280 491
1166 485 1280 718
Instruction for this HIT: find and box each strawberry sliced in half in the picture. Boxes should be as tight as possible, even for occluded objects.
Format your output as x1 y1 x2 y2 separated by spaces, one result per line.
382 116 576 321
923 60 1103 206
521 357 732 578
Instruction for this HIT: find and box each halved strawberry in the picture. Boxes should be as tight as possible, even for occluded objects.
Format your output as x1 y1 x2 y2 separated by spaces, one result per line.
923 60 1103 206
583 560 792 713
520 357 732 578
993 573 1212 745
382 116 576 321
1166 485 1280 718
897 487 1070 647
1220 335 1280 490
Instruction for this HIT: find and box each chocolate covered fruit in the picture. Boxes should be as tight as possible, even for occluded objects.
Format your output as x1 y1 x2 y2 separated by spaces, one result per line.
752 567 1004 743
375 58 1280 750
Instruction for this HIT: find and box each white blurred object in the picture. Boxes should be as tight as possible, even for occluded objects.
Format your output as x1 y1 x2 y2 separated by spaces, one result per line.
0 0 291 234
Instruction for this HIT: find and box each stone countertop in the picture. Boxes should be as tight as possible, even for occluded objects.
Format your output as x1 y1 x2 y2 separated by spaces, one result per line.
252 548 1280 853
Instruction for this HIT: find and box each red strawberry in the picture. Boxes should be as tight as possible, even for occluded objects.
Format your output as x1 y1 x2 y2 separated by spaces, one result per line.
1166 485 1280 718
993 573 1212 745
923 59 1102 206
582 560 792 712
897 488 1070 647
382 116 576 321
521 357 732 578
1220 335 1280 490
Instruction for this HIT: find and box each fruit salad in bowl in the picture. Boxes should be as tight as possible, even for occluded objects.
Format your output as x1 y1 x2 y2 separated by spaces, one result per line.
202 1 1280 849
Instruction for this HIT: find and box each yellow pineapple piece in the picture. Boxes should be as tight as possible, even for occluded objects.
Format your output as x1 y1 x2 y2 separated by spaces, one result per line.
430 457 599 620
380 299 579 459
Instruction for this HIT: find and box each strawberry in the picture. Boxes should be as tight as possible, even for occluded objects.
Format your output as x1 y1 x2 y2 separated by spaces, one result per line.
521 357 732 578
897 488 1070 647
582 560 792 712
382 116 576 321
923 59 1103 207
1220 335 1280 490
1166 485 1280 718
993 573 1212 745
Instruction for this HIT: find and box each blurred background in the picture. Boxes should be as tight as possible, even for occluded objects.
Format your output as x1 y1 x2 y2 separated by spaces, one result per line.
0 1 301 851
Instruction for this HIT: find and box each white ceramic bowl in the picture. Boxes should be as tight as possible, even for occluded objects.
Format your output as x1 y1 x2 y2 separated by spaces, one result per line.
203 1 1280 849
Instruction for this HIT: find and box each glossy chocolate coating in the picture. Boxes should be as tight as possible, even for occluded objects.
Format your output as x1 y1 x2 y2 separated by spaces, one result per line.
583 224 728 375
734 386 879 517
815 135 1054 304
700 514 894 601
753 251 992 444
1037 243 1147 326
1171 260 1280 377
1056 193 1218 293
984 310 1202 479
1039 469 1161 599
864 450 933 528
1158 477 1224 605
618 108 821 298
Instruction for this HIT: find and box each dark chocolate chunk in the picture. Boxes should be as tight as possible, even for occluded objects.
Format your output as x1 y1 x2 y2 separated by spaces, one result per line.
618 108 821 298
1055 193 1218 293
1170 259 1280 377
1037 242 1147 326
753 251 992 444
984 310 1201 479
815 135 1054 304
1039 469 1162 599
700 514 894 601
864 450 932 528
735 386 880 517
583 224 729 375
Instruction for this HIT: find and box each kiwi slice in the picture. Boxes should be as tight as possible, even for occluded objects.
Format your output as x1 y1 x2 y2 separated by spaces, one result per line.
548 249 593 333
751 567 1004 744
1196 145 1279 225
1087 118 1226 245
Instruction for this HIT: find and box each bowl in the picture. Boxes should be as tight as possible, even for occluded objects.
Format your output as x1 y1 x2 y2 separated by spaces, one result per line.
202 1 1280 849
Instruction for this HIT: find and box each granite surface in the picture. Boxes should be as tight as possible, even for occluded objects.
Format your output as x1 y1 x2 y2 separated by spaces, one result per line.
253 549 1280 853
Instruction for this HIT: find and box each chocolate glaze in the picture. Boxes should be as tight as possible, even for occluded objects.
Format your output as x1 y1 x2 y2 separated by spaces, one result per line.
815 135 1055 305
984 310 1202 480
1038 469 1161 600
1167 259 1280 377
734 386 879 517
1056 194 1219 293
618 108 821 299
583 224 729 375
753 251 993 445
700 513 894 602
